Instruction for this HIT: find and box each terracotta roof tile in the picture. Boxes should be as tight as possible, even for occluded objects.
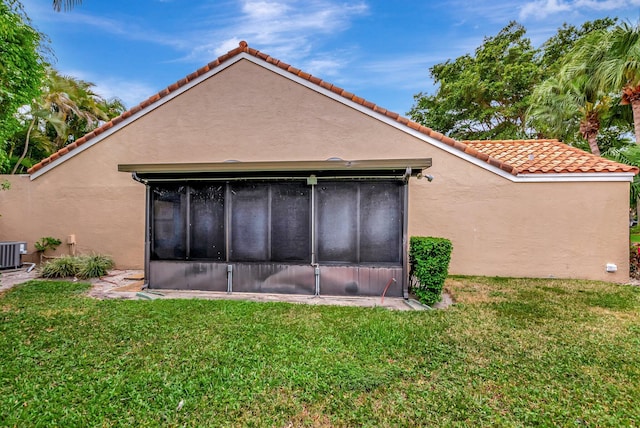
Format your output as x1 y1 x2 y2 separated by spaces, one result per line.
25 42 640 177
464 139 638 175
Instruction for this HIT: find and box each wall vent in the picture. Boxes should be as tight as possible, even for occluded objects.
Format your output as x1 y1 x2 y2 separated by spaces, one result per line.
0 242 26 269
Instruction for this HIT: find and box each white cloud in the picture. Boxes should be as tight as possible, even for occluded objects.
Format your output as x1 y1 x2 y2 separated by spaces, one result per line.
58 69 155 108
575 0 640 10
241 1 291 20
446 0 525 24
349 55 441 94
303 58 346 77
520 0 640 20
520 0 571 20
23 0 369 83
213 38 245 56
171 0 370 83
20 0 187 51
94 80 157 108
199 1 369 63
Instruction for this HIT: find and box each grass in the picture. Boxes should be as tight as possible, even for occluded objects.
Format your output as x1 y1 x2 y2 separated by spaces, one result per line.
1 277 639 426
630 224 640 243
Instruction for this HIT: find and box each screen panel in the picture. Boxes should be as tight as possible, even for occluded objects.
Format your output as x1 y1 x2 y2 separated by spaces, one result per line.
230 182 270 261
316 182 358 263
148 179 403 266
190 184 225 260
271 182 311 262
359 181 402 263
151 185 186 260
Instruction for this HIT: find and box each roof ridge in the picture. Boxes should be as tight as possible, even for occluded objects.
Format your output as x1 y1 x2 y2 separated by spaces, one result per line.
27 42 627 178
27 41 519 176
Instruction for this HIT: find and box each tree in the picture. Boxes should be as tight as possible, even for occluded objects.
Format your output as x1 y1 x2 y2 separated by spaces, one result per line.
52 0 82 12
590 21 640 144
526 18 636 156
9 69 125 174
0 0 46 171
602 144 640 210
537 18 617 74
529 76 606 155
409 22 541 140
409 19 618 141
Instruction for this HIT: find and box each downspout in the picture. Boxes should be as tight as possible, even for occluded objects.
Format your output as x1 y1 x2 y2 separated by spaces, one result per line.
132 173 151 290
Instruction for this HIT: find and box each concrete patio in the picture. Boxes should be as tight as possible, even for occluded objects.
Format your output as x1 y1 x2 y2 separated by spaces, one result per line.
0 268 440 311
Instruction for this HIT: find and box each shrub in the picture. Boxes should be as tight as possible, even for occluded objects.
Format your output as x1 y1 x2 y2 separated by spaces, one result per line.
76 254 114 279
40 255 79 278
630 244 640 280
39 254 114 279
34 236 62 252
409 236 453 306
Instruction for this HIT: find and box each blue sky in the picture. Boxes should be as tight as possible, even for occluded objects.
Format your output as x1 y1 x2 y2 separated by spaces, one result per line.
20 0 640 115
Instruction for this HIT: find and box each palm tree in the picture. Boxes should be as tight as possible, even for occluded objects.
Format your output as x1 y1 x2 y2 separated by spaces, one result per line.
574 21 640 144
603 144 640 214
528 72 610 156
11 70 113 174
52 0 82 12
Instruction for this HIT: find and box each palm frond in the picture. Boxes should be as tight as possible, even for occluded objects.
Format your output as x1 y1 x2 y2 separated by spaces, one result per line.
52 0 82 12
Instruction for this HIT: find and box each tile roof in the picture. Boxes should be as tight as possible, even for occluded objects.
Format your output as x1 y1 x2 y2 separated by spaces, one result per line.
26 41 638 178
464 139 638 174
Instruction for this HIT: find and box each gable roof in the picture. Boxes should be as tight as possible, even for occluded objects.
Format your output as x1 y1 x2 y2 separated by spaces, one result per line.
26 41 637 181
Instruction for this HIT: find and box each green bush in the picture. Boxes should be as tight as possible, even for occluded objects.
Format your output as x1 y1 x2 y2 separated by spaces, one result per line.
409 236 453 306
77 254 114 279
40 255 79 278
631 244 640 279
34 236 62 252
39 254 114 279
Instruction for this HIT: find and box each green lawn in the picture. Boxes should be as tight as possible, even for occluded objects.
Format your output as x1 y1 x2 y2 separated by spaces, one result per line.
1 278 639 426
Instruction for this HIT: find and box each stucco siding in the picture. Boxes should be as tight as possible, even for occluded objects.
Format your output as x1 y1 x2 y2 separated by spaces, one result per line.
409 167 629 282
92 60 432 165
0 174 145 268
0 59 631 281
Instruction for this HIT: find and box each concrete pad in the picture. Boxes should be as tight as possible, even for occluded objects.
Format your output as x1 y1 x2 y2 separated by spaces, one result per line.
137 289 417 310
2 268 451 311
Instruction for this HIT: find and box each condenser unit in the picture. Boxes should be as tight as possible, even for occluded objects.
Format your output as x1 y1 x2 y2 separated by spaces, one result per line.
0 241 27 269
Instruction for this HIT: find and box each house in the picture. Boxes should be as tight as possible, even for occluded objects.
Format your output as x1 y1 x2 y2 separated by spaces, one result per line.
1 41 636 297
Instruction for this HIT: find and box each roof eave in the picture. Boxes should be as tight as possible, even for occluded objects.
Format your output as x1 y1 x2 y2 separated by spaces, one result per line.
118 158 432 175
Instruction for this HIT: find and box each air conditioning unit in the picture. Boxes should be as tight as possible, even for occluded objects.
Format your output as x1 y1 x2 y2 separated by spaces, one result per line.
0 241 27 269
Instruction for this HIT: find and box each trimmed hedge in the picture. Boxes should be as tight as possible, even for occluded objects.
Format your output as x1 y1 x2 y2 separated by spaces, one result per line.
409 236 453 306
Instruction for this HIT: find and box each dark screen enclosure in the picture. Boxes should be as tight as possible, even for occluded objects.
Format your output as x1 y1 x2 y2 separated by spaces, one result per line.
150 179 403 266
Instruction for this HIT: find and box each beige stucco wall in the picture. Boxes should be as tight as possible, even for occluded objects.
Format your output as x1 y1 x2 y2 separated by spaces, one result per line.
0 58 631 281
409 158 630 282
0 173 145 266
